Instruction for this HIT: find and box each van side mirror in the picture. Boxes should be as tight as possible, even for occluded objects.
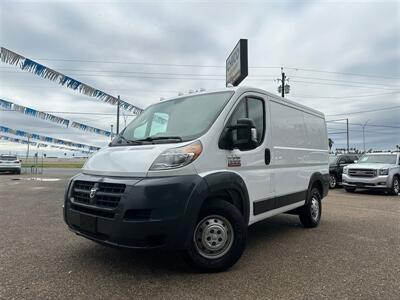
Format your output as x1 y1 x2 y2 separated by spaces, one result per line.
219 118 258 151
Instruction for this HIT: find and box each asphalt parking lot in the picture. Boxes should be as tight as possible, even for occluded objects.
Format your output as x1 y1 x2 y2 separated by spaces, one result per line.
0 170 399 299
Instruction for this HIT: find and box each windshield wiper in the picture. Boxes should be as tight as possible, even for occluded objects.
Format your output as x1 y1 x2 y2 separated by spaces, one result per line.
136 136 183 142
115 135 143 145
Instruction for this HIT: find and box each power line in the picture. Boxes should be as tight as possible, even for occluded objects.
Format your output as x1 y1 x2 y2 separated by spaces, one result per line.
0 83 180 93
3 66 399 88
289 75 400 88
284 67 400 80
0 67 226 77
30 58 227 68
289 79 400 91
326 105 400 117
26 58 400 80
327 120 400 129
290 91 400 99
3 70 398 90
3 83 399 101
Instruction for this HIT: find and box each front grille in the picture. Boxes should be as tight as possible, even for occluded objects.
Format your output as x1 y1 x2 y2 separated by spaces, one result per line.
72 180 126 209
348 169 376 178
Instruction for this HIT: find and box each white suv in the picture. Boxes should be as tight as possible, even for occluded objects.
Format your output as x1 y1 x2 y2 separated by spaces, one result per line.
342 152 400 195
0 154 22 174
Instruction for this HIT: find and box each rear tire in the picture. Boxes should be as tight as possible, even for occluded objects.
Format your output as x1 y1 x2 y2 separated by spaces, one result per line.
182 200 247 272
299 187 321 228
389 176 400 196
329 174 337 189
344 187 356 193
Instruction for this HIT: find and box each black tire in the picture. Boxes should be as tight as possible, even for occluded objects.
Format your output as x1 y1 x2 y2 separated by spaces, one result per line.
299 187 322 228
389 176 400 196
329 174 337 189
16 169 21 175
344 187 356 193
182 200 247 272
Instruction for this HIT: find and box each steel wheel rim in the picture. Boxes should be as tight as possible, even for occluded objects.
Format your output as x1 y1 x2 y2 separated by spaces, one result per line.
329 175 336 188
394 178 400 194
310 197 320 221
194 215 234 259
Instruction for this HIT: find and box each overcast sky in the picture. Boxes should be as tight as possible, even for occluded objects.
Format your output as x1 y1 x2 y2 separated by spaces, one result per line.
0 0 399 157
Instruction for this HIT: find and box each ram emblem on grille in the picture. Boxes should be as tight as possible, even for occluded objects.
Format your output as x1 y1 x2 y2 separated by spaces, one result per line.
89 187 98 202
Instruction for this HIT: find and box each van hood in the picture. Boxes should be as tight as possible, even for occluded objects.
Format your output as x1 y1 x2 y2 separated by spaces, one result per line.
82 143 184 177
346 163 393 170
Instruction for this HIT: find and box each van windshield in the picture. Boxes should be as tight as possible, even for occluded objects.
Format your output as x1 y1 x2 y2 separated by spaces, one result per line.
114 91 234 145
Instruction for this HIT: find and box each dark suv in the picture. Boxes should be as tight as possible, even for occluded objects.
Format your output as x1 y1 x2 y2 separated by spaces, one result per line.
329 154 359 188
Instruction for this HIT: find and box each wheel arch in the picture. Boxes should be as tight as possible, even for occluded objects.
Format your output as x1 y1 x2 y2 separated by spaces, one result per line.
179 171 250 249
307 172 329 202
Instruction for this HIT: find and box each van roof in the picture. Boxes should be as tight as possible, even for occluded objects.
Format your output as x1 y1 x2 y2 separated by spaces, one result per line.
160 86 325 118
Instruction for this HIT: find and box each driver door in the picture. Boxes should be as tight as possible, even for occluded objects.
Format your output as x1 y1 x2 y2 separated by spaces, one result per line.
222 94 274 220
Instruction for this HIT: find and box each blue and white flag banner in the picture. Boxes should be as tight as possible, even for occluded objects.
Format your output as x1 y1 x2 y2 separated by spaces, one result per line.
1 99 112 136
0 47 143 115
70 121 111 137
0 135 93 153
0 99 12 109
0 125 101 151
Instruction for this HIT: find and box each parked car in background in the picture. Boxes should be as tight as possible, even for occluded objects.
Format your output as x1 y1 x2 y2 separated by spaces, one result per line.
0 154 21 174
329 154 359 188
342 152 400 195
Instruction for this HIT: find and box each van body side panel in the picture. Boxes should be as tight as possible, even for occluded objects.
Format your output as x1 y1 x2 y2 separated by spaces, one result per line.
268 99 329 205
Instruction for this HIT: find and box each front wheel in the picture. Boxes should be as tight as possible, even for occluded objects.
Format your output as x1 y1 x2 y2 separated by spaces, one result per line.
299 187 321 228
389 176 400 195
329 174 337 189
183 200 247 272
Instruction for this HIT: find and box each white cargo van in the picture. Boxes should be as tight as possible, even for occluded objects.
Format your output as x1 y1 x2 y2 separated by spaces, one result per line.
64 86 329 271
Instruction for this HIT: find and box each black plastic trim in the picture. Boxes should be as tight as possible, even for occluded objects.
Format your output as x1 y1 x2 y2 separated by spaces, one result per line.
253 190 307 215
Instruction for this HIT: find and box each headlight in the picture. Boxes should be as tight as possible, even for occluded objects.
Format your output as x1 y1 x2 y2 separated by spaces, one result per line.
379 168 389 176
343 167 348 175
150 140 203 170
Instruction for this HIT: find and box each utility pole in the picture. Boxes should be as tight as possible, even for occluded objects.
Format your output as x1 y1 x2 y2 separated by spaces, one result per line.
277 67 290 98
362 119 370 153
116 95 120 135
346 118 349 153
25 134 30 172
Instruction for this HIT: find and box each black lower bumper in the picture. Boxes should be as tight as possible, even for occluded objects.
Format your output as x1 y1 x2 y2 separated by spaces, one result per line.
64 173 207 250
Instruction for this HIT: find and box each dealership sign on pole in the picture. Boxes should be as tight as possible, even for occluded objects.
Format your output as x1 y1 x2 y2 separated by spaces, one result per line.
226 39 248 86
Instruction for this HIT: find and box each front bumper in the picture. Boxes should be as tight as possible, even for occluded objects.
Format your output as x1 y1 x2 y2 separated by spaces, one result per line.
64 173 206 250
342 173 390 189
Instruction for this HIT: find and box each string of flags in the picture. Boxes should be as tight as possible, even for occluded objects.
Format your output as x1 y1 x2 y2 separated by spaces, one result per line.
0 125 101 151
0 99 112 137
0 135 94 153
1 99 70 127
0 47 144 115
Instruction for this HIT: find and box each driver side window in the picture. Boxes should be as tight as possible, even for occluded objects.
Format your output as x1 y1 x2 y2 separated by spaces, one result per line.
227 97 265 144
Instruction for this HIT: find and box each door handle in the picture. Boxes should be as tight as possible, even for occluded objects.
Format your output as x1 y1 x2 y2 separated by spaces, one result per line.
265 148 271 165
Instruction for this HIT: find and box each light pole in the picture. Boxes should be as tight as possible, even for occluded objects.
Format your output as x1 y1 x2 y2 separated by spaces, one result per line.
362 119 370 153
110 124 114 141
